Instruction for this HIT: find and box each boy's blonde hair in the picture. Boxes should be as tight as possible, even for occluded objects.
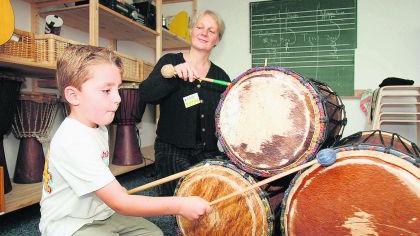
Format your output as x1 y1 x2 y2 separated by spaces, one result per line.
189 10 225 40
56 45 123 100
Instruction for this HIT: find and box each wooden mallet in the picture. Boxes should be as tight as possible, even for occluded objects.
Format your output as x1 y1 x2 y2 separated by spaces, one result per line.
127 163 210 195
161 64 231 87
210 148 337 206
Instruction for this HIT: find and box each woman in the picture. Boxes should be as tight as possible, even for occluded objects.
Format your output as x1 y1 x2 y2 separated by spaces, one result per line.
138 10 230 196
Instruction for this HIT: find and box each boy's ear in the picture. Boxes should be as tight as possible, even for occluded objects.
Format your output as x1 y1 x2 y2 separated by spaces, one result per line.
64 86 80 106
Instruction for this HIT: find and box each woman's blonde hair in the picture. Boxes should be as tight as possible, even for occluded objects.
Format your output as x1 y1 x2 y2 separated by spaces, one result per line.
189 10 225 40
56 45 123 100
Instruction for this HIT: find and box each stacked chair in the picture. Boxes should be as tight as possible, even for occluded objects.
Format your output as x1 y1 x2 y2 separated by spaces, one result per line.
371 85 419 143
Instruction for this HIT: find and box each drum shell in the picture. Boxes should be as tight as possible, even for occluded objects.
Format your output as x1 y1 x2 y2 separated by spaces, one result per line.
11 92 58 183
112 84 144 166
281 141 420 235
175 160 284 236
216 67 346 177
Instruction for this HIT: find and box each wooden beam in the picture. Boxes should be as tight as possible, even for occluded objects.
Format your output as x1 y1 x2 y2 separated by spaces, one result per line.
89 0 99 46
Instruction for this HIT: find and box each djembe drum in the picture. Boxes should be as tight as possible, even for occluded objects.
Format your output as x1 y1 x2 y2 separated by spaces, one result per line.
281 130 419 236
0 73 24 193
12 92 59 183
216 66 346 177
175 160 284 236
112 82 144 166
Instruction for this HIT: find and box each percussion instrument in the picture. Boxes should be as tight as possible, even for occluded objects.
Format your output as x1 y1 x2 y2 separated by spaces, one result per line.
334 130 419 164
0 73 24 193
112 82 144 166
175 160 284 236
281 131 420 236
310 79 346 148
12 92 58 183
216 67 346 177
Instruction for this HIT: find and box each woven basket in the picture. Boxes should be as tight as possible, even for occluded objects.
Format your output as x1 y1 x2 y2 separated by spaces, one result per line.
0 29 36 61
142 61 154 81
34 34 82 67
115 52 142 82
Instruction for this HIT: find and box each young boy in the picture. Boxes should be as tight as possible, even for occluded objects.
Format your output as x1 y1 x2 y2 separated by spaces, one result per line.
39 45 211 236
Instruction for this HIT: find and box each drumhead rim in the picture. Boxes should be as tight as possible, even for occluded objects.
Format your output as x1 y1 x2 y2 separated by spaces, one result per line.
215 67 328 177
175 159 274 236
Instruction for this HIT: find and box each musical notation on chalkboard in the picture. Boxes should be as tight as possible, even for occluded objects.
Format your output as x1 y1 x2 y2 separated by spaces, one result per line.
250 0 357 96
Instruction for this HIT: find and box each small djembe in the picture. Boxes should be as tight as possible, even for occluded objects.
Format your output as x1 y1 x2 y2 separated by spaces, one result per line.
0 72 24 193
112 82 144 166
12 92 59 183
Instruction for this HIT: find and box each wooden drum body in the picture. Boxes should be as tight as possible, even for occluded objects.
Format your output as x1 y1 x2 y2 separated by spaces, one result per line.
281 131 420 236
112 83 144 166
216 67 346 177
0 73 24 193
175 160 276 236
12 93 58 183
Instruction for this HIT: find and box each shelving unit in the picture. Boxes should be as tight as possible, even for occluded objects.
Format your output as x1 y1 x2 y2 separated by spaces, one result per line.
1 145 155 214
0 0 195 214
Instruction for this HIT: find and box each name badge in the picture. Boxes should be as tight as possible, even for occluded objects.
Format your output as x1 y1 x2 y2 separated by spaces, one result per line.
183 93 201 108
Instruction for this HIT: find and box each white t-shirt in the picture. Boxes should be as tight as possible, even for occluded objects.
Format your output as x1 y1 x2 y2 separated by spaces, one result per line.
39 117 116 236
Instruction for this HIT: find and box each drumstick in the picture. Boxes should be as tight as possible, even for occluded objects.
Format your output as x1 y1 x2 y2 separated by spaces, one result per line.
210 148 337 206
161 64 231 87
127 163 209 195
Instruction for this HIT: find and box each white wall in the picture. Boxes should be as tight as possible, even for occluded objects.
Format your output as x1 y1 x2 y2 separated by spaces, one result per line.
3 0 420 179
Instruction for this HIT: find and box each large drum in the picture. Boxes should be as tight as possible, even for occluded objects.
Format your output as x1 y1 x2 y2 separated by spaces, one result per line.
281 130 420 235
0 73 24 193
12 92 59 183
175 160 283 236
112 82 144 166
216 67 346 177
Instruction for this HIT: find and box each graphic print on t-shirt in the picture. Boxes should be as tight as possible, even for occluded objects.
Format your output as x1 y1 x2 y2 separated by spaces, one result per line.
43 151 53 193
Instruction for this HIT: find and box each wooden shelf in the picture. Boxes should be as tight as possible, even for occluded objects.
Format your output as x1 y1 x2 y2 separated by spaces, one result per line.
162 29 189 50
39 4 190 50
39 4 158 48
0 56 55 78
2 145 155 214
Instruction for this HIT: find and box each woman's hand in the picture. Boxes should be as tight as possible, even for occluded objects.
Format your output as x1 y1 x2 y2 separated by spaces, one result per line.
174 62 199 83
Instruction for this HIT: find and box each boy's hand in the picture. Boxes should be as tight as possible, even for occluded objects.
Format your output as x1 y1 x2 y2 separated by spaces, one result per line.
178 196 212 220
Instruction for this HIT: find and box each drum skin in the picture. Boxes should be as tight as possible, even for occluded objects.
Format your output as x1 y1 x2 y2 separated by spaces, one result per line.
175 160 272 236
282 150 420 236
216 67 326 177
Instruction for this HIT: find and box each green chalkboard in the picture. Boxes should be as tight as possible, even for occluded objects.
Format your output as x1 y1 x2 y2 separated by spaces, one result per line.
250 0 357 96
